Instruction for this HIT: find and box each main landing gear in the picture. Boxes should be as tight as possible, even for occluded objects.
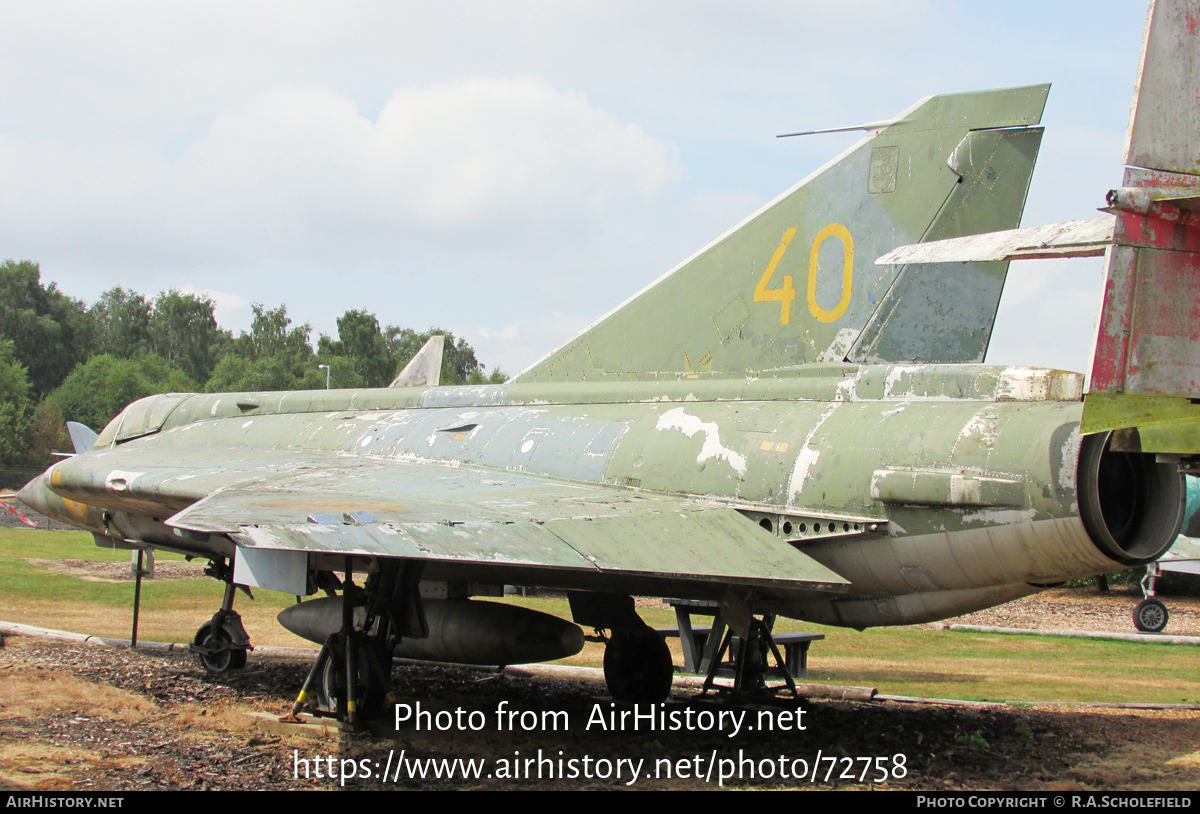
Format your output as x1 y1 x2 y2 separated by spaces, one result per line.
567 592 674 703
190 559 252 673
1133 563 1170 633
285 559 417 726
568 590 800 702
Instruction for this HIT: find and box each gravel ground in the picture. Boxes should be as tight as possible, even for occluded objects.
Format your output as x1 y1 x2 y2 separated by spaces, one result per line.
2 589 1200 792
940 586 1200 637
3 510 1199 790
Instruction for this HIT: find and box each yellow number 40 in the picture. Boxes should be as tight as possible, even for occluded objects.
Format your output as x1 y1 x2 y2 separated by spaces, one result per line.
754 224 854 325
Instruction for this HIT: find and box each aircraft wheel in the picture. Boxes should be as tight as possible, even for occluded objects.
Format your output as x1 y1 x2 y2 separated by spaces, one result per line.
317 641 386 720
1133 598 1169 633
193 623 247 674
603 629 673 703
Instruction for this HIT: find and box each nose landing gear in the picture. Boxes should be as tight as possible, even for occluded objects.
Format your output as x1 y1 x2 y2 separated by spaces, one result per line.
189 561 253 673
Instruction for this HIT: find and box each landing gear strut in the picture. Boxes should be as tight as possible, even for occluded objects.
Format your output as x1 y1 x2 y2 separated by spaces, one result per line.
190 561 252 673
567 591 674 703
1134 563 1170 633
285 559 417 725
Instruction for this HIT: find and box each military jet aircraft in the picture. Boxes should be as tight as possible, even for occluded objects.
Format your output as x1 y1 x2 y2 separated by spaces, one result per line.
16 1 1192 721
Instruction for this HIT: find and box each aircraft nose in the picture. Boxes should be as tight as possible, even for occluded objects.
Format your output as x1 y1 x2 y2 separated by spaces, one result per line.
16 475 50 516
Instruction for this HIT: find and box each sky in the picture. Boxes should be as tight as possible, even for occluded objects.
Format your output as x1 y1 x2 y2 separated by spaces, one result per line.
0 1 1150 377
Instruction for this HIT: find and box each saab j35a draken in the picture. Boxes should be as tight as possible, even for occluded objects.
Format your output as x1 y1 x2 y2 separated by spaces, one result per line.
17 0 1199 721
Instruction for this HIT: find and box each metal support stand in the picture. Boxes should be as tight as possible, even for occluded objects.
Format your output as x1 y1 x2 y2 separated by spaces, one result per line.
701 615 797 699
283 634 336 723
131 549 144 649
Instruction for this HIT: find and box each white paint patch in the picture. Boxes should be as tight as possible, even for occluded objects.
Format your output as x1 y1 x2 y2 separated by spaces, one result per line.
879 404 907 418
995 368 1085 402
883 366 910 397
834 369 862 402
211 399 221 416
961 508 1037 525
105 470 144 492
360 436 372 447
818 327 860 363
655 407 747 475
521 439 535 453
241 420 254 428
1058 427 1081 511
952 406 999 456
786 403 841 504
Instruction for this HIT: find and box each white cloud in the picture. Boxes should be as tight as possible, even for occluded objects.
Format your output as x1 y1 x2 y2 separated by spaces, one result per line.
0 2 1152 373
468 312 594 376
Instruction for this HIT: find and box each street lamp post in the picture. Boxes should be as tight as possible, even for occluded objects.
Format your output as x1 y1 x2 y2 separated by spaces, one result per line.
318 364 331 390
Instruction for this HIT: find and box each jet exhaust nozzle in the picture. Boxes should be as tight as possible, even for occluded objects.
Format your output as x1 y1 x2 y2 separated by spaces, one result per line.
1077 431 1183 566
277 597 585 666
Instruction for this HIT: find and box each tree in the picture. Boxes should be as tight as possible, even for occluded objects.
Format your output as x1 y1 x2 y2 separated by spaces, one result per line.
318 309 394 387
27 400 71 469
0 260 89 398
384 327 503 385
0 340 31 467
89 286 153 359
49 354 197 432
206 304 333 392
150 289 226 385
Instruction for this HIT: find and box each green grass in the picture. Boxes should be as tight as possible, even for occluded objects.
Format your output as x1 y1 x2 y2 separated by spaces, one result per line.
3 528 1199 704
0 527 305 647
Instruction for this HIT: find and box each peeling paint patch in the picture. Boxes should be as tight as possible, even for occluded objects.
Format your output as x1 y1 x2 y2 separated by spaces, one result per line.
787 403 840 504
953 406 1000 455
961 508 1037 525
655 407 747 475
996 367 1085 402
835 368 866 401
241 420 254 429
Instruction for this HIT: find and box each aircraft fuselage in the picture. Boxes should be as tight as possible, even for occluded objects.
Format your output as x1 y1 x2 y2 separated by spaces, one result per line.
23 360 1181 630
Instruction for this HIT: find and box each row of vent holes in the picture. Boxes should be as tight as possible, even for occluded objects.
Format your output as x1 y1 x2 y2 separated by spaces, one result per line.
759 518 859 535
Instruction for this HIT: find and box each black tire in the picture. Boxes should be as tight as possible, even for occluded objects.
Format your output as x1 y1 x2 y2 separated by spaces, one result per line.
1133 598 1169 633
193 624 247 673
318 641 387 720
603 629 674 703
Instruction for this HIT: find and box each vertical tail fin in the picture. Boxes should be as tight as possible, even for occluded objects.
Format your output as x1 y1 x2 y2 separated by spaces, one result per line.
1080 0 1200 452
863 2 1200 453
390 335 445 387
516 85 1048 382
